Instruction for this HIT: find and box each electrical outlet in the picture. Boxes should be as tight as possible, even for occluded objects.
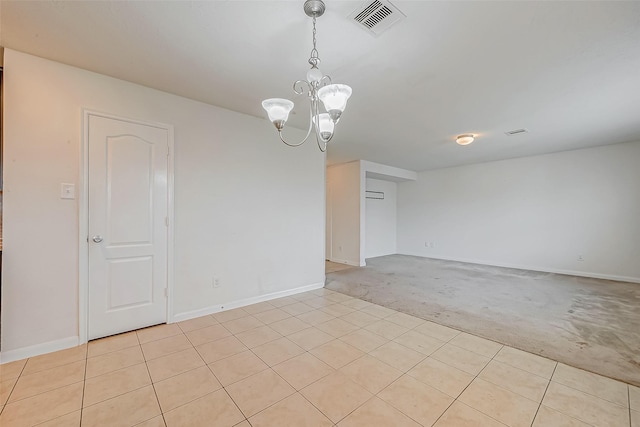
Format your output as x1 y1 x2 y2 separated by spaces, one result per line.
430 242 435 248
577 255 584 262
213 277 221 288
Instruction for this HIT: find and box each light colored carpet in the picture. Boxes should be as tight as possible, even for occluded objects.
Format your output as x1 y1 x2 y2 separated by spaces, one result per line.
325 254 640 386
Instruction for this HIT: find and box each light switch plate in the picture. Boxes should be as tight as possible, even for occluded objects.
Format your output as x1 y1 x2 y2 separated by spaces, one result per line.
61 183 75 199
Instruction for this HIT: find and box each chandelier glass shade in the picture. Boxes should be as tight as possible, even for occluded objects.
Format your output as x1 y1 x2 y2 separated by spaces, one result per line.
261 0 352 152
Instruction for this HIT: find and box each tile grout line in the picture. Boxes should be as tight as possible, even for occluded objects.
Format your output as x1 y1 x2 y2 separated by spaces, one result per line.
629 384 632 427
529 362 557 427
0 357 28 415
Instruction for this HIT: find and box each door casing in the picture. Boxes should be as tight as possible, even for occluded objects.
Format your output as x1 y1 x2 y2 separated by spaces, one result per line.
79 110 175 344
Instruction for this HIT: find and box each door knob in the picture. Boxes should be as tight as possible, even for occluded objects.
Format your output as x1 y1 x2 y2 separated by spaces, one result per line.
92 235 104 243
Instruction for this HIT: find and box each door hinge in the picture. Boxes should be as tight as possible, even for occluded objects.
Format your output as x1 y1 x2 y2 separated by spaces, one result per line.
164 288 168 298
165 217 169 227
167 146 170 157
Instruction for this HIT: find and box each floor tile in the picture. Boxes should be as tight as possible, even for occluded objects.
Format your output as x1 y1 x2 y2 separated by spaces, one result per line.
394 330 445 355
378 374 453 426
287 328 332 352
340 299 373 310
339 329 388 353
235 325 283 348
0 359 27 381
479 359 549 402
414 321 460 342
433 400 506 427
303 296 336 309
364 319 409 340
253 308 291 324
310 340 365 369
385 312 426 329
153 365 221 412
163 389 244 427
359 304 396 319
281 302 315 316
252 337 305 366
268 317 311 336
337 396 421 427
459 378 540 427
243 301 276 315
632 385 640 411
177 315 218 333
222 315 265 334
632 410 639 427
83 362 151 407
141 334 193 360
316 318 361 338
268 296 298 308
36 410 82 427
9 360 85 402
135 415 167 427
273 353 335 390
88 331 139 357
324 292 353 303
532 405 592 427
552 363 629 407
292 292 318 302
542 381 629 427
209 350 269 386
1 377 17 406
137 324 183 344
431 343 490 375
339 355 402 394
0 382 83 427
301 371 372 423
21 345 87 376
226 369 295 417
450 332 503 358
369 341 426 372
86 345 145 378
407 356 475 398
494 346 557 379
213 307 250 323
195 335 248 364
248 392 333 427
339 310 380 328
184 324 232 346
233 422 251 427
319 304 356 317
81 385 161 427
146 347 205 383
296 309 336 324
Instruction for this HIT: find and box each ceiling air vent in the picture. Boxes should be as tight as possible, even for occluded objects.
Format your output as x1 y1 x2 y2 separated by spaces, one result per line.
348 0 406 37
505 128 529 136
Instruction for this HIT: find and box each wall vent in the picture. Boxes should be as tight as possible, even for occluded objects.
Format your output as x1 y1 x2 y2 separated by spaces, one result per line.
505 128 529 136
348 0 406 37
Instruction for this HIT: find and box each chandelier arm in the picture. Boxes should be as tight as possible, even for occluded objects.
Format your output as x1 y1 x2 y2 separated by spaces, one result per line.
318 75 332 88
277 103 315 147
311 97 332 152
293 80 312 95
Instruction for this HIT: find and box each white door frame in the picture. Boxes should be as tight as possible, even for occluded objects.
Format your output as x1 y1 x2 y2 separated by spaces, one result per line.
78 109 175 344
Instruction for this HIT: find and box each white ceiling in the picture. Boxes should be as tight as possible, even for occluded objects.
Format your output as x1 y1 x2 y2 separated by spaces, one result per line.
1 1 639 172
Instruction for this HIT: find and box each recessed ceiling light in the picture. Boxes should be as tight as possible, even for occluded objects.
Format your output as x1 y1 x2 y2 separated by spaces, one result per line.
456 134 475 145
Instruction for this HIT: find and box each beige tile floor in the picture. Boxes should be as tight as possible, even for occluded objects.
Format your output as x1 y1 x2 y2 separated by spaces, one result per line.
1 287 638 427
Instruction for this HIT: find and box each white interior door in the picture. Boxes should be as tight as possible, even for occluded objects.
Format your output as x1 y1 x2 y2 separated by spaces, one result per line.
87 114 169 340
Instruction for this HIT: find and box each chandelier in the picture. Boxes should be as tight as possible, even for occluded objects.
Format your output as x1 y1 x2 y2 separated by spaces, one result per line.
262 0 352 152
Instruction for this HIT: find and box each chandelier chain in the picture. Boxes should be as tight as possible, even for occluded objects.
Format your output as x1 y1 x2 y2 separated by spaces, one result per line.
309 16 320 68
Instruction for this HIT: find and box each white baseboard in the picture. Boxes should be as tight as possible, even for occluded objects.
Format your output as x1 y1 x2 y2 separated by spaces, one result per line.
171 281 325 323
328 257 364 267
0 336 80 364
399 252 640 284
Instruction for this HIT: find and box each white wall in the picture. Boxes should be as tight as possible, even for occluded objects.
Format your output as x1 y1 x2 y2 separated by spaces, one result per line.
397 140 640 282
365 178 397 258
1 49 325 358
326 161 362 266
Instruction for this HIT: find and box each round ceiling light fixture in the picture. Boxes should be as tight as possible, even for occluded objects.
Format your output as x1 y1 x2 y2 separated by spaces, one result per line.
456 134 475 145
